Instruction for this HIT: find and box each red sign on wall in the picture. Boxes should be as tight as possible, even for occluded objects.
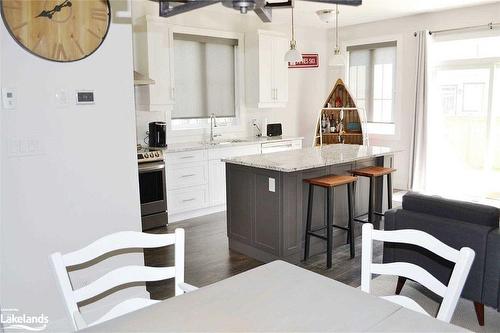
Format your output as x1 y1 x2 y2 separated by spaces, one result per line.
288 54 319 68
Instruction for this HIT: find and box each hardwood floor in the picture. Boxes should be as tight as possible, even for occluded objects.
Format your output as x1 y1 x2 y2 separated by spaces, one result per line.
144 211 382 300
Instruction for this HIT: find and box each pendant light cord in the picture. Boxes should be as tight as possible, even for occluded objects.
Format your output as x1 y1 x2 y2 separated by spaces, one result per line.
291 7 295 42
335 4 339 50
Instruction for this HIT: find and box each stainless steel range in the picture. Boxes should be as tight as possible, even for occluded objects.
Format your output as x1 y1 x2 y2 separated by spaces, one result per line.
137 146 167 230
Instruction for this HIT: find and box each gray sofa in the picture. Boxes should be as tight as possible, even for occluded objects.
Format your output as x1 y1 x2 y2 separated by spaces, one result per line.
383 192 500 326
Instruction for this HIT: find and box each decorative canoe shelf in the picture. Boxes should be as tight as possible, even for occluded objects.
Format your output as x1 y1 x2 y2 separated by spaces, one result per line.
314 78 368 147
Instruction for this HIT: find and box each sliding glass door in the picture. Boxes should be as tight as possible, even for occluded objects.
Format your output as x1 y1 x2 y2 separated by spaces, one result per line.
427 34 500 202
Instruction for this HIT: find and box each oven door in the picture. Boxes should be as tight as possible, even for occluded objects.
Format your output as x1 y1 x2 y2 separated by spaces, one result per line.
138 161 167 216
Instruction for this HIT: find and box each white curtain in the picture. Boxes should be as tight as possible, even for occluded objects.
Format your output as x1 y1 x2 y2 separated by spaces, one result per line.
409 31 432 190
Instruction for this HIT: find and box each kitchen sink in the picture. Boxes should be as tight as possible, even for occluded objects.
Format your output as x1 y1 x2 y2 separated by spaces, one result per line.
205 139 248 145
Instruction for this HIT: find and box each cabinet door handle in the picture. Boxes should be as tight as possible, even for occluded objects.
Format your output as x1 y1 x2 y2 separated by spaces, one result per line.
171 87 175 100
182 198 196 202
275 88 278 100
181 174 196 178
180 156 195 159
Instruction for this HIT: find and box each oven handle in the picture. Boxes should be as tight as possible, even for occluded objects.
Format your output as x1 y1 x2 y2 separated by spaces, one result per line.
139 163 165 173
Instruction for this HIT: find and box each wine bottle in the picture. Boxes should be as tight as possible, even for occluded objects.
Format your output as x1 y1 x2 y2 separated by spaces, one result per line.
330 115 335 133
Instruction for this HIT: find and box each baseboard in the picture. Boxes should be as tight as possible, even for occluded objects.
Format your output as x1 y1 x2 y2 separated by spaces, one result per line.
168 204 226 223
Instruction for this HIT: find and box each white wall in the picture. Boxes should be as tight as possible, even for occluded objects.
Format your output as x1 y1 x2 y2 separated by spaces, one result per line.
325 2 500 189
0 1 144 330
131 1 330 146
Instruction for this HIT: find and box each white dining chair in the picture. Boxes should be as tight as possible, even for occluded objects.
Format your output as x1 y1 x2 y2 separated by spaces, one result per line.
361 223 475 323
50 228 197 331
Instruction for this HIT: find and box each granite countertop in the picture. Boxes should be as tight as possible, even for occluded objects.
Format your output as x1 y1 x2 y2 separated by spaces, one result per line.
223 144 400 172
163 136 304 153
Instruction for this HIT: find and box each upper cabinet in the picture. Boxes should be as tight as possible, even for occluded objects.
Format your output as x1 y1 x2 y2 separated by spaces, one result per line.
133 17 175 112
246 30 289 109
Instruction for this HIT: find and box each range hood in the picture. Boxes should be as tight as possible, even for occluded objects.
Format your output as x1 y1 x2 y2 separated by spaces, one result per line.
134 71 155 86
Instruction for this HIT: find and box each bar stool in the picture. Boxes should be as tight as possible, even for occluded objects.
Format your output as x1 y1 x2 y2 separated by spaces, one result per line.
350 166 396 226
303 174 357 269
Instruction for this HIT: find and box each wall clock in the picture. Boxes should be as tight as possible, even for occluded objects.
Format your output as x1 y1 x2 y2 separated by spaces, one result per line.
1 0 111 62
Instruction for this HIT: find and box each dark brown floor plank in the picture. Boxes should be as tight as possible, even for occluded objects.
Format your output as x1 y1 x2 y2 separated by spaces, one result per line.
144 211 382 299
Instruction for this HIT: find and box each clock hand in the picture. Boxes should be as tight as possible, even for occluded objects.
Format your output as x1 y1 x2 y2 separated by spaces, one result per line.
35 10 53 19
53 0 72 13
35 0 72 20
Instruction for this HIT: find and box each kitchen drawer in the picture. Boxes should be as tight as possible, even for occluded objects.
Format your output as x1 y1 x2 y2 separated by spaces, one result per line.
166 162 207 190
261 139 302 154
168 185 208 214
166 149 206 165
208 144 261 160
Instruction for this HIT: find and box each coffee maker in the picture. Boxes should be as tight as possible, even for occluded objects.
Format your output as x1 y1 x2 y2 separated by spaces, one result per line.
148 122 167 148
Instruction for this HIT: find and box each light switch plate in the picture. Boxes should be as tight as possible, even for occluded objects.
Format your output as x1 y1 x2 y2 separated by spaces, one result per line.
54 89 69 107
269 177 275 192
7 137 45 157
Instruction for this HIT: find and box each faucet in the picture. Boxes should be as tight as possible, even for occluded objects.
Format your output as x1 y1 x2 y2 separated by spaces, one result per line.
210 113 221 144
252 120 262 137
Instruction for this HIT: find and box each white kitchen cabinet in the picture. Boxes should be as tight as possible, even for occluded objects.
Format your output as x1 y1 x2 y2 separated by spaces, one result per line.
168 185 209 214
133 16 175 112
246 30 289 109
166 161 208 190
208 144 261 206
166 150 208 215
166 139 301 222
208 159 226 206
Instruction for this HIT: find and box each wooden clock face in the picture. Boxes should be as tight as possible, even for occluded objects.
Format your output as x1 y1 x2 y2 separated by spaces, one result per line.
1 0 110 62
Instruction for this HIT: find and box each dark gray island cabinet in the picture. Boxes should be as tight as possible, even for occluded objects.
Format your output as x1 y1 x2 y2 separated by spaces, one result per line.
223 144 398 264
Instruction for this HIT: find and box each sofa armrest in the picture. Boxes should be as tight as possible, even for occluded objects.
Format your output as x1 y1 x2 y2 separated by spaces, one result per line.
383 209 493 303
484 228 500 310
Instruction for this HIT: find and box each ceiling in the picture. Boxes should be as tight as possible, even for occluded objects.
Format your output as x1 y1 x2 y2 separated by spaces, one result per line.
203 0 499 28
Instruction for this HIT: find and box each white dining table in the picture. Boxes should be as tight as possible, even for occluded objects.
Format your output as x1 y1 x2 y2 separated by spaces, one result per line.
83 260 469 332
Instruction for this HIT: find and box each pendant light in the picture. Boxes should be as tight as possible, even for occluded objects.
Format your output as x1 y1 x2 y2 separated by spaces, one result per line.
284 7 303 64
316 5 344 67
329 4 345 67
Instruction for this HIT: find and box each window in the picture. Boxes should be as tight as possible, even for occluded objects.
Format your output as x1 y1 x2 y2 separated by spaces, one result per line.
348 42 397 134
171 33 239 129
426 32 500 202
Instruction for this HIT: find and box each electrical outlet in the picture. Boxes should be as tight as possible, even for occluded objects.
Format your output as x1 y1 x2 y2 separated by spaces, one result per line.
269 177 275 192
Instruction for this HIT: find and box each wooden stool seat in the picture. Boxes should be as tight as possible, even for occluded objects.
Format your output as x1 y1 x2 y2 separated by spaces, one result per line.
304 175 358 188
351 166 396 178
350 166 396 226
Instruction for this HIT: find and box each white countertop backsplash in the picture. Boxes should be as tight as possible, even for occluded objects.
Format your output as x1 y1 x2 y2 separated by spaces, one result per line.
160 136 304 153
223 144 401 172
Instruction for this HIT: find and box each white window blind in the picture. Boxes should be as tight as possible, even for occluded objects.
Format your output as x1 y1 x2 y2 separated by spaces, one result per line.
172 34 236 120
348 42 396 124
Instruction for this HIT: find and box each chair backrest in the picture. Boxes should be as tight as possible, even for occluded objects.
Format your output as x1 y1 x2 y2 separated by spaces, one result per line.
361 223 475 322
50 228 185 331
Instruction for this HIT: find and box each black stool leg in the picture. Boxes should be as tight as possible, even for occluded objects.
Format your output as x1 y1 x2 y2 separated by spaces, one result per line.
368 176 375 225
387 173 393 210
304 184 314 261
326 187 334 269
347 183 355 259
346 184 351 244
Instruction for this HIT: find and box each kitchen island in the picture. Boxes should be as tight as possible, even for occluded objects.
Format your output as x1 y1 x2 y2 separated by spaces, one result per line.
223 144 398 263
